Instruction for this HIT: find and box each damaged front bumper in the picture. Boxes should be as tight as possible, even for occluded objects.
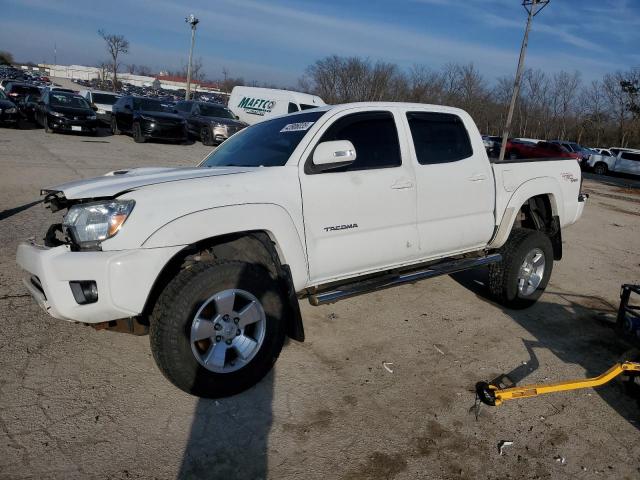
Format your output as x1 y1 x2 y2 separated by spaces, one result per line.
16 240 183 323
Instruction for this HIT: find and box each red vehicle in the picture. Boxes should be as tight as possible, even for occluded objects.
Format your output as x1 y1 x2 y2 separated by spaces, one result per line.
505 140 580 161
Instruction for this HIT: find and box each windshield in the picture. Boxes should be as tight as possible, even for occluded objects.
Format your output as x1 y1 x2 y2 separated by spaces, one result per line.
93 93 119 105
201 111 326 168
199 103 234 119
133 98 164 112
50 93 91 109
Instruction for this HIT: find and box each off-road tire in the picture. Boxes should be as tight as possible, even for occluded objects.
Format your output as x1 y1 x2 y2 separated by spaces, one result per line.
132 122 145 143
594 163 608 176
149 260 287 398
489 228 553 309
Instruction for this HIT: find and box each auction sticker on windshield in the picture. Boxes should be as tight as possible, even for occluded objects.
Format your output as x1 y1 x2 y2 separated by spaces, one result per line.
280 122 314 132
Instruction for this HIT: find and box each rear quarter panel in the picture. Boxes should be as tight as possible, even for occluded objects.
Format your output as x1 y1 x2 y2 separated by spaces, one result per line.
491 159 582 246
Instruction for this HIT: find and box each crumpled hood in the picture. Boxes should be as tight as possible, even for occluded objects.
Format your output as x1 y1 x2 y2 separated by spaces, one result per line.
43 166 254 199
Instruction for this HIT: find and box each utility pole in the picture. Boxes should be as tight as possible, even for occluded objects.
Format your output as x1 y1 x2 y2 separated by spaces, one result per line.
498 0 549 161
185 14 200 100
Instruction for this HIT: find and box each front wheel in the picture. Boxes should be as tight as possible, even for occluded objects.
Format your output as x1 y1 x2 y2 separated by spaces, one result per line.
201 126 215 146
43 117 53 133
149 261 287 398
111 117 120 135
489 228 553 309
132 122 145 143
594 163 608 176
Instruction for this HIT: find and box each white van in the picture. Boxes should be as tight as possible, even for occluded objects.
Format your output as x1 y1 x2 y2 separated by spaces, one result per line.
228 86 325 125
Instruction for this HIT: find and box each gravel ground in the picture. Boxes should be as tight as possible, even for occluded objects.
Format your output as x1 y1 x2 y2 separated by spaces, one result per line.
1 125 639 480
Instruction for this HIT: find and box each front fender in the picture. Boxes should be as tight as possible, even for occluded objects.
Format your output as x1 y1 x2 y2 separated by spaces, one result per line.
141 203 309 290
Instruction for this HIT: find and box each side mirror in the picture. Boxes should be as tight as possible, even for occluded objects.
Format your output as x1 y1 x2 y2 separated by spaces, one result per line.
235 115 240 120
312 140 357 171
91 104 98 111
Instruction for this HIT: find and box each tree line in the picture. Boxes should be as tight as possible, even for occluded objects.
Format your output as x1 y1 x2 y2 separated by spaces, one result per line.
299 55 640 148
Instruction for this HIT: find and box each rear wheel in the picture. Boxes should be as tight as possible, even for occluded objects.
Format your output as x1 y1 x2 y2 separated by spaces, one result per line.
489 228 553 309
594 163 608 176
149 260 287 398
132 122 145 143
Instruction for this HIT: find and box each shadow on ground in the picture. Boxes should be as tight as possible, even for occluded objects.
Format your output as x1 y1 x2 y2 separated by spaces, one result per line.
0 199 41 221
178 373 273 480
452 267 640 429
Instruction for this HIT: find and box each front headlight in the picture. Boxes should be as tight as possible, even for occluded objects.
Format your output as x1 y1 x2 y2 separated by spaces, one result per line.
88 114 97 120
50 111 65 117
5 107 17 113
63 200 135 248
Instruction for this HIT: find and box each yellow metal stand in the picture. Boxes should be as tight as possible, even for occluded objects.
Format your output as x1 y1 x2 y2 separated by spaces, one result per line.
476 361 640 407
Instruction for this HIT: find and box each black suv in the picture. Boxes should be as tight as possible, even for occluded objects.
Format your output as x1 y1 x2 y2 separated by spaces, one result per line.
174 100 247 146
35 90 99 134
111 96 187 143
0 90 19 127
4 82 41 104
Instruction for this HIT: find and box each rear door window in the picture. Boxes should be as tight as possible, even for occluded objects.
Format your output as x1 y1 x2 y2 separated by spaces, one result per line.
621 152 640 162
406 112 473 164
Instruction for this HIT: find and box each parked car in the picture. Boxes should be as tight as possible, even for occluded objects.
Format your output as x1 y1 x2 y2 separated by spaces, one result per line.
34 90 99 134
229 86 325 125
79 90 120 125
16 102 588 397
175 100 248 145
482 135 502 157
3 82 41 104
504 140 580 161
111 96 187 143
0 90 19 126
18 93 42 124
585 149 640 176
549 140 592 163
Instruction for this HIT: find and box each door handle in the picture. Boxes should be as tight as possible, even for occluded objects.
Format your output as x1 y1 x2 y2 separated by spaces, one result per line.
391 179 414 190
467 173 487 182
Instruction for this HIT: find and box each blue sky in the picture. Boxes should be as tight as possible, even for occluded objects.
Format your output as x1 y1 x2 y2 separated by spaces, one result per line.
0 0 638 86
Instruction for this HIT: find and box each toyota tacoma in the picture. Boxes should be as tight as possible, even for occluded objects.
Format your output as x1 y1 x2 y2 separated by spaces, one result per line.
16 103 588 397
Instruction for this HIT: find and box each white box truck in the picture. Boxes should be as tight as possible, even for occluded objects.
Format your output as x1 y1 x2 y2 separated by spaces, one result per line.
228 86 325 125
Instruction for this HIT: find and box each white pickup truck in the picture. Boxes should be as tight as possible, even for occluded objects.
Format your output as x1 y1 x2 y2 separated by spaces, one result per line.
585 148 640 176
16 102 587 397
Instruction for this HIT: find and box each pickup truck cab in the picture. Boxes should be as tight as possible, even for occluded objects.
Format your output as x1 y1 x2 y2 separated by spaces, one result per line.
16 102 587 397
586 149 640 176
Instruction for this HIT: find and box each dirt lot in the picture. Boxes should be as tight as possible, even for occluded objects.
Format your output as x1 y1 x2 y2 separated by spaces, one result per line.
1 126 639 480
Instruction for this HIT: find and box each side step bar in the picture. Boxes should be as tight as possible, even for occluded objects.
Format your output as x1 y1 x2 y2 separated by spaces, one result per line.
308 253 502 306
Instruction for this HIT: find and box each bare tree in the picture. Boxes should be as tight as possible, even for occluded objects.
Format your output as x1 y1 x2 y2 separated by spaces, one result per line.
298 55 640 148
98 29 129 92
136 65 153 76
603 72 632 146
176 57 205 82
96 61 110 87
